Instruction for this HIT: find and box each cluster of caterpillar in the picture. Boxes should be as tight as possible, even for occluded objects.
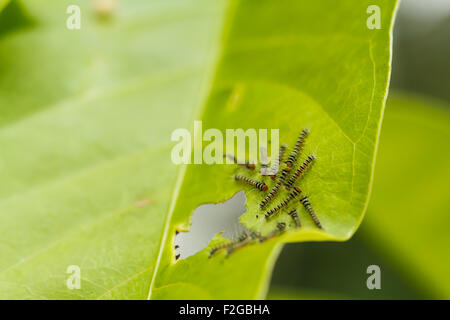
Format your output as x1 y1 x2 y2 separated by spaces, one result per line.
209 224 287 257
209 230 260 257
208 129 324 258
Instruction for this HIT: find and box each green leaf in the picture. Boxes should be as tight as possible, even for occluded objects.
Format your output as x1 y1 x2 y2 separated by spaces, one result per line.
364 95 450 299
0 0 9 12
0 0 33 38
0 0 227 299
149 0 398 299
0 0 398 300
268 287 346 300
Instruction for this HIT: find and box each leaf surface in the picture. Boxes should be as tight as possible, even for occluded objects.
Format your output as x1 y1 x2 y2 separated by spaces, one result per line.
0 0 9 12
0 0 226 299
149 0 398 299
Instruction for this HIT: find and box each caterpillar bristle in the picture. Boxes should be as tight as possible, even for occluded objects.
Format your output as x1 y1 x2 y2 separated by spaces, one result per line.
299 196 323 229
288 208 301 228
264 187 302 219
259 222 286 243
269 144 287 178
260 147 270 175
285 129 309 167
234 175 268 191
226 239 251 256
285 155 315 189
209 232 250 258
259 168 291 209
225 153 255 170
226 230 260 256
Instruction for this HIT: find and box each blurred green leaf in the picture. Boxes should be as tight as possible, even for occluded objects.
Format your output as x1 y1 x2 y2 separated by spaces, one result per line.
0 0 9 12
0 0 226 299
0 0 33 38
269 230 426 299
150 0 398 299
364 95 450 299
268 287 345 300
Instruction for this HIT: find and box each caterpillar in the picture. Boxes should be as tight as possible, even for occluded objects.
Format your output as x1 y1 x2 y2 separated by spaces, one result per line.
209 233 249 257
285 129 309 167
259 147 269 175
225 153 255 170
226 238 251 255
264 187 302 219
259 168 291 209
288 208 301 228
226 230 260 255
285 155 315 189
269 144 287 178
234 175 268 191
299 196 323 229
259 222 286 243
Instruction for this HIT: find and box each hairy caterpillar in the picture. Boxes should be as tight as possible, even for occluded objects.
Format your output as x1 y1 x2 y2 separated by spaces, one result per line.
264 187 302 219
269 144 287 178
285 129 309 167
299 196 323 229
234 175 268 191
285 155 315 189
259 168 291 209
225 153 255 170
259 222 286 243
226 230 260 255
288 208 301 228
209 233 249 257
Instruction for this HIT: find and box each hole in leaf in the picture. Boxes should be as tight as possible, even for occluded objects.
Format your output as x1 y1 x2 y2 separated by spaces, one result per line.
174 191 249 260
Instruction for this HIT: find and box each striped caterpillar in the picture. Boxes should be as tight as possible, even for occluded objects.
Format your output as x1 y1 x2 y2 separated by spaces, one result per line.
209 232 249 257
299 196 323 229
259 222 286 243
285 129 309 167
259 146 270 175
285 155 315 189
234 175 268 191
226 230 260 255
269 144 287 178
288 208 301 228
259 168 291 209
264 187 302 219
225 153 255 170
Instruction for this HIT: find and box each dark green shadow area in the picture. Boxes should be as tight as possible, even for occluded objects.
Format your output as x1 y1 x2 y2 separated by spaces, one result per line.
270 218 427 299
0 0 34 38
